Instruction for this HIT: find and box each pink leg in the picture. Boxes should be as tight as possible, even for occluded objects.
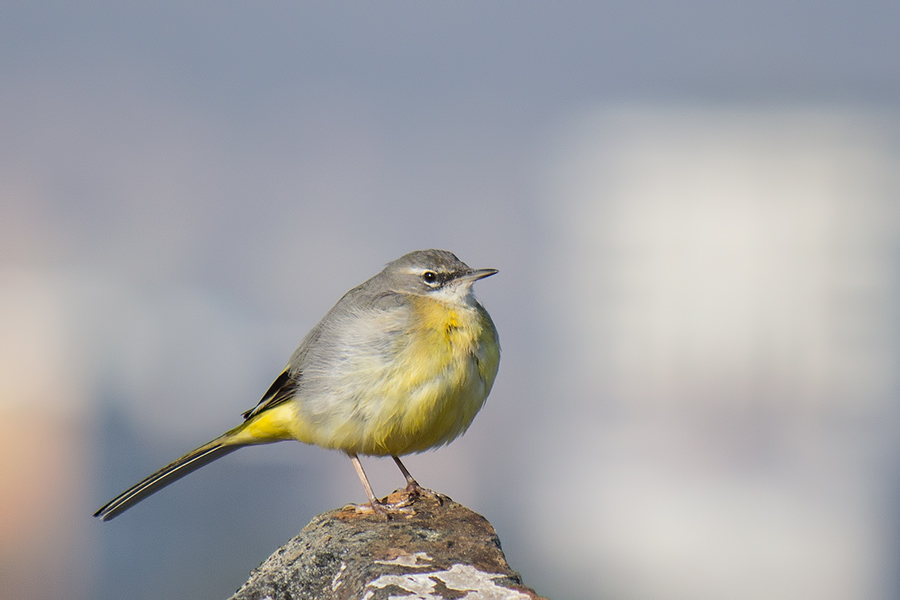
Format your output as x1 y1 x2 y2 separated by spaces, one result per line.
350 454 385 513
392 455 423 495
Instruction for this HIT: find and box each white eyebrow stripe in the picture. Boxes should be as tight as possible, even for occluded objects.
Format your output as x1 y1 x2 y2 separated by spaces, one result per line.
403 267 452 276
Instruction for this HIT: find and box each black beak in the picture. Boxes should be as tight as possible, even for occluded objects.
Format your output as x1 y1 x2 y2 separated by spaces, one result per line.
459 268 498 283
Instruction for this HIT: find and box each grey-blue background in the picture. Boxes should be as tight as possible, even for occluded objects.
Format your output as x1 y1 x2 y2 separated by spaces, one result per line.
1 3 898 599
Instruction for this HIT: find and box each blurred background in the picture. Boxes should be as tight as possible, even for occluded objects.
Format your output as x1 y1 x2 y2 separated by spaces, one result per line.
1 3 899 599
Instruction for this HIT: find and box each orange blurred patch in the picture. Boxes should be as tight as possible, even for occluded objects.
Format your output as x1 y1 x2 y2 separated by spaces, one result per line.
0 407 89 599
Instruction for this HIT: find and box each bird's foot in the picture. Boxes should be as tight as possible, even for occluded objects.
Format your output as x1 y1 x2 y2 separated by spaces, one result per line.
343 497 414 516
349 501 388 515
383 483 444 508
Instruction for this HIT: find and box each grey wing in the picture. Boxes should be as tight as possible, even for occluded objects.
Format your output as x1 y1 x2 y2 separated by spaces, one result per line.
240 319 328 420
239 291 357 421
242 287 405 421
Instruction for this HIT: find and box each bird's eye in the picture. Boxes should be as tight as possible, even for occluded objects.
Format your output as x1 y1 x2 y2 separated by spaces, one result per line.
422 270 438 285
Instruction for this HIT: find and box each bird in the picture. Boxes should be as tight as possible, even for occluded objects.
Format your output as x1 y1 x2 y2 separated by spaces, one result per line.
94 249 500 520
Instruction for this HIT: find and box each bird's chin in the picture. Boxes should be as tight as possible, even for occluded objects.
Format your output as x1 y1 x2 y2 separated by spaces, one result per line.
428 283 478 306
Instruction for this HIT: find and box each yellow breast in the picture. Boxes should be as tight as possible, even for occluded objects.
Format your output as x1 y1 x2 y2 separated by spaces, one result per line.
347 295 499 455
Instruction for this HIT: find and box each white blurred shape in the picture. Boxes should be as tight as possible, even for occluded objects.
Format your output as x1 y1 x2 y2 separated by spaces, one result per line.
551 109 899 415
533 107 900 600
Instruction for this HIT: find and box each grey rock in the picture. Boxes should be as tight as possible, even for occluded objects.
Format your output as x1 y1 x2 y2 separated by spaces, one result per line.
229 491 546 600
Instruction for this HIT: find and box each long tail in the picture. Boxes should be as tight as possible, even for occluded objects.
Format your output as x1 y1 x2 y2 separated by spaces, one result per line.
93 434 245 521
94 401 299 521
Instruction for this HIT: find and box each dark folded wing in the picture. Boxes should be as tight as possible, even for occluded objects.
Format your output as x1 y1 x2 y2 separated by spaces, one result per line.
241 368 299 420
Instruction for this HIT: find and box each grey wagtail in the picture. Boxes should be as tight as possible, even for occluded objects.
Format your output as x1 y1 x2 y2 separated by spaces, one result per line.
94 249 500 520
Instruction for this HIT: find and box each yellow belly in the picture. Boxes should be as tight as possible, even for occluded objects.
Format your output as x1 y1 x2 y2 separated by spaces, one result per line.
301 295 500 456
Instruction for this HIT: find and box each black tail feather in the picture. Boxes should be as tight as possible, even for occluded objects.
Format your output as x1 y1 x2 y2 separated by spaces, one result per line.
93 440 241 521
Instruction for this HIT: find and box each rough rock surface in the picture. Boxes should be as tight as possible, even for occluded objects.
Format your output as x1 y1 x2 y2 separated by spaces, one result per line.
229 490 546 600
